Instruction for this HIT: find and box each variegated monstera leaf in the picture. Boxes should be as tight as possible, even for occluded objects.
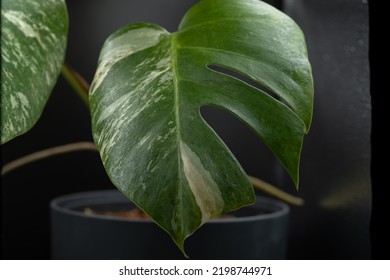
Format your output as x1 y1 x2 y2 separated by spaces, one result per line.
90 0 313 253
1 0 68 144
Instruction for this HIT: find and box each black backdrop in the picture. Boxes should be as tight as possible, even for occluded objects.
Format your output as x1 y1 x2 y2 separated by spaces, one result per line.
1 0 374 259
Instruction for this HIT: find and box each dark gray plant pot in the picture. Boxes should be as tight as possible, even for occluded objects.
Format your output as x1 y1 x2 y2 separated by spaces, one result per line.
51 190 289 259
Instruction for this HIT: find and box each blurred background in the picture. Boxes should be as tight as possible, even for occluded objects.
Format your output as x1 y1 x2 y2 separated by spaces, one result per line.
1 0 372 259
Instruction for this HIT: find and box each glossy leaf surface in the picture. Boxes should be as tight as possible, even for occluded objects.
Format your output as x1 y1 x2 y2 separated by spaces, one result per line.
90 0 313 252
1 0 68 143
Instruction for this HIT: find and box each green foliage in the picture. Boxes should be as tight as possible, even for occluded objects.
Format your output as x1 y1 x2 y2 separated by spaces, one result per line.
1 0 68 144
0 0 313 255
89 0 313 252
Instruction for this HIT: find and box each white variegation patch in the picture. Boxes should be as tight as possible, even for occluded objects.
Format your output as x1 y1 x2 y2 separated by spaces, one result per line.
10 95 18 109
2 91 31 137
16 91 29 112
1 0 68 144
156 127 176 143
180 141 224 224
2 10 45 48
94 45 173 162
139 134 151 147
96 92 131 124
89 0 313 253
90 27 168 95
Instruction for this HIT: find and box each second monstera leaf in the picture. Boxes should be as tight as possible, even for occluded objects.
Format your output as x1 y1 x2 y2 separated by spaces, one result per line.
90 0 313 252
1 0 68 144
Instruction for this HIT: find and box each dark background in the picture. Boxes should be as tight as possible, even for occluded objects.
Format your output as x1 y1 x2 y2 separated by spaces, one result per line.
1 0 374 259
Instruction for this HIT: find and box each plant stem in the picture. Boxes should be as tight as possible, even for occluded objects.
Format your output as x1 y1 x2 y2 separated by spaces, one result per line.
61 63 90 107
248 175 304 206
1 142 97 176
1 140 304 207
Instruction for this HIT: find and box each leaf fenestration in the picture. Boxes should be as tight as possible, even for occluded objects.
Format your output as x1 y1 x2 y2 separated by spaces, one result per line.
90 0 313 252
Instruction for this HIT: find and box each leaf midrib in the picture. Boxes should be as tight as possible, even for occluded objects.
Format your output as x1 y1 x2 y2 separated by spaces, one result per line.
170 32 186 243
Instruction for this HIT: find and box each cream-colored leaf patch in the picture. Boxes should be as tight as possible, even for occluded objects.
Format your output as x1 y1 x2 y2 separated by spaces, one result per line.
180 141 224 224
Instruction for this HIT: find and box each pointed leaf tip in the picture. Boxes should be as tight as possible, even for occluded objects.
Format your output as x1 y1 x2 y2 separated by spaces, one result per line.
90 0 313 254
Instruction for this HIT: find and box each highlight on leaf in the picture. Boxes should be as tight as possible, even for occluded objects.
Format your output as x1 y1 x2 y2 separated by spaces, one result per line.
89 0 313 253
1 0 68 144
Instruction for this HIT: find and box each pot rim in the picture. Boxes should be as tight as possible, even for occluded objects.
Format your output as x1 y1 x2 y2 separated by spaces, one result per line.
51 189 289 224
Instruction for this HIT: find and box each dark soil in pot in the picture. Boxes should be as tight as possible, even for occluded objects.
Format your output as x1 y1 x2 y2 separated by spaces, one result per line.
51 189 289 259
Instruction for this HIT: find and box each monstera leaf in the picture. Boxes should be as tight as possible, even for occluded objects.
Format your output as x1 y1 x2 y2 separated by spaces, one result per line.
90 0 313 253
1 0 68 144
